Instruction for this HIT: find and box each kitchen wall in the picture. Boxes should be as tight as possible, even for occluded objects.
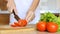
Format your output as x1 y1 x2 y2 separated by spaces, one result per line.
40 0 60 13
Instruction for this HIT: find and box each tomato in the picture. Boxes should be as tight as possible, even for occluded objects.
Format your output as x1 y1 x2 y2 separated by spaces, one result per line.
18 19 27 27
36 21 46 31
14 22 19 26
11 24 17 27
11 22 19 27
47 22 58 33
11 19 27 27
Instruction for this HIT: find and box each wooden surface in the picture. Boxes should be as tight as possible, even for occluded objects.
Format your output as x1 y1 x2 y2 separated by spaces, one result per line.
0 0 8 10
0 24 60 34
0 14 10 25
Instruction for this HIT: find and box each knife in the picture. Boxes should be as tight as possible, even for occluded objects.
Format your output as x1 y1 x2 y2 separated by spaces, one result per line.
12 9 20 21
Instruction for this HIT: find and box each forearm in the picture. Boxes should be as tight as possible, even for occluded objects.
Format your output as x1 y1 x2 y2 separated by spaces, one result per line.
28 0 40 12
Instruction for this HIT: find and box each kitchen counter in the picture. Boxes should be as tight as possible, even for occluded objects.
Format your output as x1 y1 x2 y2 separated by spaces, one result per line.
0 24 60 34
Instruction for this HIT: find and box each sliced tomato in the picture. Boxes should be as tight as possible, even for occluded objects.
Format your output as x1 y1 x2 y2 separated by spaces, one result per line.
18 19 27 27
11 24 17 27
14 22 19 26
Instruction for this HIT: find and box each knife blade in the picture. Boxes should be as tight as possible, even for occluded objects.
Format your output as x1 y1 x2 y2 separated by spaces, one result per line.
12 10 20 21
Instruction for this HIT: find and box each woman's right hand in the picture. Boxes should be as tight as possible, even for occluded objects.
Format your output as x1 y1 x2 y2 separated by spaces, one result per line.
7 0 18 15
7 0 20 21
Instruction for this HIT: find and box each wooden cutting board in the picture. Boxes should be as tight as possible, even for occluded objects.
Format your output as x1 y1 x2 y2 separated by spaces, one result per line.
0 24 36 34
0 24 60 34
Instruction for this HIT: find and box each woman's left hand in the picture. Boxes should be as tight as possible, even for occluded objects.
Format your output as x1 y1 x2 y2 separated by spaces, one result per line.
25 11 35 22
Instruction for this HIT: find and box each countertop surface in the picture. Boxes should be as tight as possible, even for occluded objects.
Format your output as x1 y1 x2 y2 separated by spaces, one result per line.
0 24 60 34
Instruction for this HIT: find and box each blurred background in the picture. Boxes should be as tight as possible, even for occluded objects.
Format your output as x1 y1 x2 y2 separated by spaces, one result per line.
39 0 60 13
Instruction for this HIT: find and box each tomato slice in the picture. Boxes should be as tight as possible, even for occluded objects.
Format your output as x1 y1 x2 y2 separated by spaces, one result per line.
11 24 17 27
11 19 27 27
11 22 19 27
14 22 20 26
18 19 27 27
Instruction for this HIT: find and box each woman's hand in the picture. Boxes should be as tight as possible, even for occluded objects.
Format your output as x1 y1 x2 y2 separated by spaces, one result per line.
7 0 18 15
25 11 35 22
7 0 20 21
25 0 40 22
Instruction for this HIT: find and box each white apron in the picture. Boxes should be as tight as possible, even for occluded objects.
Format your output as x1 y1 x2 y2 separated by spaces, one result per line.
10 0 40 24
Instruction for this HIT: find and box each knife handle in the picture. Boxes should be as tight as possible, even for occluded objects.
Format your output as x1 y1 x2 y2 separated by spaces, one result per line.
12 10 20 21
